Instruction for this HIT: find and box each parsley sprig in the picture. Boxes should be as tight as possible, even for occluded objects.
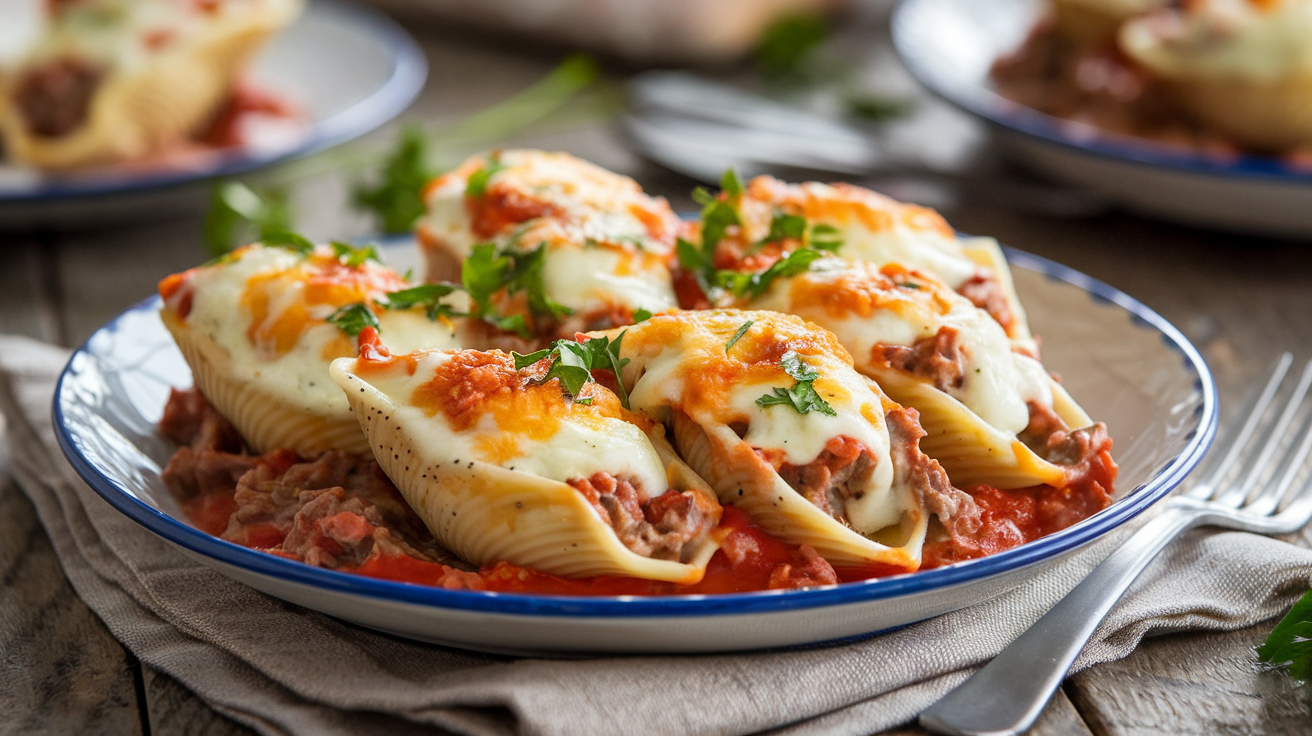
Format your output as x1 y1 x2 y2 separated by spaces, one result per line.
377 283 462 321
204 182 293 257
325 303 380 338
462 241 572 339
330 241 379 267
1258 589 1312 681
755 351 837 416
465 153 506 198
352 125 434 235
513 333 631 409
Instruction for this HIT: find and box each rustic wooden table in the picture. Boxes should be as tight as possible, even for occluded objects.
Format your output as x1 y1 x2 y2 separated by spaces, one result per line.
2 15 1311 736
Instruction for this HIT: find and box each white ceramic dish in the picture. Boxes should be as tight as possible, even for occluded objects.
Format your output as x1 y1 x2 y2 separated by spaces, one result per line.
892 0 1312 238
53 239 1215 656
0 0 426 221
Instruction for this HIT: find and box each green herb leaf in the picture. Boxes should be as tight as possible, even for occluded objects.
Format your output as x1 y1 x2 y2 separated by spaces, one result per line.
897 282 922 290
378 283 464 321
755 350 836 416
763 212 807 244
721 247 825 300
810 223 843 252
721 168 745 199
352 125 435 234
845 94 915 123
330 241 379 267
633 308 653 323
465 154 506 198
511 348 552 370
460 242 569 338
507 242 573 320
204 182 293 257
726 320 754 353
755 13 828 83
517 334 632 407
260 229 315 256
1258 590 1312 680
325 302 380 338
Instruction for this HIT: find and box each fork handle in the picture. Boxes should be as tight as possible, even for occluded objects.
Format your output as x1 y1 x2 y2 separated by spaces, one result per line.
919 505 1200 736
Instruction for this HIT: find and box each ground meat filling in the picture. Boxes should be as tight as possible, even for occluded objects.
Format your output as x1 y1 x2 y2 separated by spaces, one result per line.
878 326 969 393
159 388 257 502
884 406 983 543
1021 401 1118 489
957 272 1017 337
566 473 720 562
14 57 103 138
771 436 879 524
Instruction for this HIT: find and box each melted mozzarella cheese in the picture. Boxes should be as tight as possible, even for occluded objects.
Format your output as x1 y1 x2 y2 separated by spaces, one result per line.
346 350 671 497
621 310 901 535
746 260 1051 435
538 233 679 314
741 177 979 289
179 244 460 419
1121 0 1312 81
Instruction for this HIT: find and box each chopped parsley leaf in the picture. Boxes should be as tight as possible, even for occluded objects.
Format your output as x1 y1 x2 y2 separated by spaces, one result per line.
465 154 506 198
720 247 824 300
325 302 380 338
512 333 632 408
260 229 315 256
352 125 435 234
203 181 293 257
330 241 379 267
721 168 745 199
633 308 653 323
755 350 836 416
461 242 572 339
810 223 843 252
725 320 754 353
378 283 463 321
1258 589 1312 680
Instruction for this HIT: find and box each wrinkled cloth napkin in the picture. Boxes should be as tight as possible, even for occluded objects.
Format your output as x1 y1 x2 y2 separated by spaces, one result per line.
5 334 1312 736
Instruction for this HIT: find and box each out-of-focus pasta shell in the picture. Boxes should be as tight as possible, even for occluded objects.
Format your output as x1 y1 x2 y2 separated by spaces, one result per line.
867 368 1091 489
1169 75 1312 152
331 361 719 583
671 411 925 572
1 0 301 169
958 236 1036 352
162 308 370 456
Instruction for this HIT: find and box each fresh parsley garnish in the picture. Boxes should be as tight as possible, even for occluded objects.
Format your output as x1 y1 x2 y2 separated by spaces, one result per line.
330 241 379 267
720 247 825 300
512 333 632 408
755 13 828 84
260 229 315 256
677 168 747 302
325 302 380 338
462 242 572 338
897 281 922 290
378 283 462 321
465 153 506 198
352 124 435 234
633 308 653 323
726 320 754 353
810 223 843 252
1258 590 1312 680
204 182 293 257
845 94 915 123
763 212 807 243
755 350 837 417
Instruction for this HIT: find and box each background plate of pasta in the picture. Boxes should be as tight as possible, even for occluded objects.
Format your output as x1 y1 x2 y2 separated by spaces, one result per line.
0 0 425 208
893 0 1312 238
53 151 1215 655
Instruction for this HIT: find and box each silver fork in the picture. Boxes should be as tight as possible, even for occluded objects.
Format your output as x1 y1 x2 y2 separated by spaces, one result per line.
920 353 1312 736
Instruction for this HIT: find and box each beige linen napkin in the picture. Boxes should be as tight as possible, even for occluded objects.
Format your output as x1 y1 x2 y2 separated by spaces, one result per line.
5 334 1311 736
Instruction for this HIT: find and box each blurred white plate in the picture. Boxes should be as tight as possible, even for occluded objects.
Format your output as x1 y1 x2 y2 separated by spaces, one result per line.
892 0 1312 238
0 0 426 221
53 238 1214 656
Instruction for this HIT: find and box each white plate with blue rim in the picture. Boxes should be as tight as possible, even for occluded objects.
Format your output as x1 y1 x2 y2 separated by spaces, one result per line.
892 0 1312 238
0 0 426 223
52 237 1216 656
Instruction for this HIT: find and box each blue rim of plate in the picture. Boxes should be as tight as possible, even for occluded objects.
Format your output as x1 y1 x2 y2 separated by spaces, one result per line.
1 0 427 203
890 0 1312 184
53 246 1217 618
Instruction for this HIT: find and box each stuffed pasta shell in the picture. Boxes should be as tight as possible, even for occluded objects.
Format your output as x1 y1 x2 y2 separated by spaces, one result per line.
0 0 301 169
416 150 681 342
158 241 464 456
734 258 1111 490
609 310 977 574
702 175 1033 346
329 337 722 582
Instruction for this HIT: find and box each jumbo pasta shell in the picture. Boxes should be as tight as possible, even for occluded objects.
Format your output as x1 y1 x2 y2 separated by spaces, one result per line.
331 361 718 583
1170 75 1312 152
866 368 1086 489
1 0 301 169
161 309 370 456
958 236 1035 351
671 411 925 573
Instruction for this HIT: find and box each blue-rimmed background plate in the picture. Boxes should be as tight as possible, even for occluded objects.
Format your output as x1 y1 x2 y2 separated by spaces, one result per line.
53 239 1215 656
0 0 426 221
892 0 1312 238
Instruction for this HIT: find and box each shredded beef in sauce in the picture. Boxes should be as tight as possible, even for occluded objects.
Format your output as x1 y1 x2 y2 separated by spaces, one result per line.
771 436 879 522
566 473 720 562
878 326 968 393
957 273 1016 337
